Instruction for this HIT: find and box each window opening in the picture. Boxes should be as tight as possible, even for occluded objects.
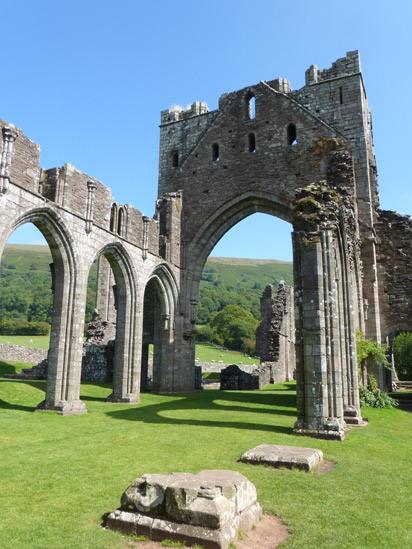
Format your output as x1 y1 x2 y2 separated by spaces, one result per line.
212 143 220 162
287 123 298 146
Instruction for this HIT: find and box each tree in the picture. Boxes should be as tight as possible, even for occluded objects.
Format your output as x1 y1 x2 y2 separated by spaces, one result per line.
210 304 259 353
393 332 412 380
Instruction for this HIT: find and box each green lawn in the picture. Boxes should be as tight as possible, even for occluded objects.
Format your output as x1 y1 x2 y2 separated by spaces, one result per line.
195 343 258 365
1 361 411 548
0 337 257 366
0 335 50 349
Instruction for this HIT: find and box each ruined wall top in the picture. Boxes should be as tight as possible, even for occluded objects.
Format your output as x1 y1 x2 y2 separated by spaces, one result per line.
0 117 182 268
305 51 361 85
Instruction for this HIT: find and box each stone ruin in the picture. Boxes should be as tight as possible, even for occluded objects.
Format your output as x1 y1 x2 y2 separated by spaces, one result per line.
220 364 271 391
106 470 262 548
1 50 411 438
219 282 295 391
6 311 116 383
81 310 116 383
256 282 295 383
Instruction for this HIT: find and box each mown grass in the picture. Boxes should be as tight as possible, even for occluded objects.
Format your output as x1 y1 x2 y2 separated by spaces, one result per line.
0 361 411 548
195 343 258 365
0 334 50 349
0 336 257 365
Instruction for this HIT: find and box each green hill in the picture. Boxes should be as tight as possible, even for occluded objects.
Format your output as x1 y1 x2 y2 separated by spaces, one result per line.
0 244 293 325
0 244 97 324
198 256 293 322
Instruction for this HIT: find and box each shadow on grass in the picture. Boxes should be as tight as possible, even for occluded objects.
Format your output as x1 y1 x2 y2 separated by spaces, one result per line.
0 361 19 375
0 398 36 412
105 389 296 435
0 377 45 412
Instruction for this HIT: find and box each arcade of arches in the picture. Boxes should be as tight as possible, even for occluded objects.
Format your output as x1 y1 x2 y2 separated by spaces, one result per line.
1 51 411 440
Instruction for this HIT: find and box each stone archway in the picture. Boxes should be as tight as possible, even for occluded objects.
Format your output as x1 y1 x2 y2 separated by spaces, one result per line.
91 242 140 403
177 174 363 439
141 265 178 394
0 207 85 415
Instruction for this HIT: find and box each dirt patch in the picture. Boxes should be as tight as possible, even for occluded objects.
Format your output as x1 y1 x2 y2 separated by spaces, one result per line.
317 459 336 475
127 514 289 548
236 514 289 548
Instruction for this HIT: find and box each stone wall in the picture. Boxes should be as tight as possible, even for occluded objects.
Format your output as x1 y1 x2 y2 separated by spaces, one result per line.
81 342 114 383
256 282 295 382
376 210 412 339
0 344 47 364
220 364 271 390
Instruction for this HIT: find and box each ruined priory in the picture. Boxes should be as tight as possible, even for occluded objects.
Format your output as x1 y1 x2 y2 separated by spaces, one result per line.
0 51 410 439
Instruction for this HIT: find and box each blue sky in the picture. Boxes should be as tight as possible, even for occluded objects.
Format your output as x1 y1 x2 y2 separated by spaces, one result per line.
3 0 411 260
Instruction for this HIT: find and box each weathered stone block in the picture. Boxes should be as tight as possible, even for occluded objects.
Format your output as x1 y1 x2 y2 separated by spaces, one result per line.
107 470 262 549
240 444 323 471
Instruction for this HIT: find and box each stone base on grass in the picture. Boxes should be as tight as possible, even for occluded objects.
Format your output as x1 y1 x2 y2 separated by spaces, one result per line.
240 444 324 472
105 470 262 549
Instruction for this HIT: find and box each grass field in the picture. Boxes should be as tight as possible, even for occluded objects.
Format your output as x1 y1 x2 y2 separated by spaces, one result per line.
0 336 258 365
0 335 50 349
1 360 411 548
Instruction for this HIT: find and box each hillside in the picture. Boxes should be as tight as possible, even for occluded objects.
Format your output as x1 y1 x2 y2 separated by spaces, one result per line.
199 256 293 322
0 244 97 324
0 244 293 324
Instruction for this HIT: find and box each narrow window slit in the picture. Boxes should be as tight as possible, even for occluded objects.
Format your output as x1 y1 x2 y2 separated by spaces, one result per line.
172 151 179 168
248 133 256 153
287 123 298 146
245 92 256 119
212 143 220 162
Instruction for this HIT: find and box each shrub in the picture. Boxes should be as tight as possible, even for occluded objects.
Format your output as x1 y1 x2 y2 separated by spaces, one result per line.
195 324 214 342
359 375 398 409
356 330 390 379
393 332 412 380
0 318 50 336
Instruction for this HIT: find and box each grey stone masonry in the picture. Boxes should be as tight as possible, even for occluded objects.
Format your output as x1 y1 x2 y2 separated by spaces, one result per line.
2 51 408 439
0 344 47 364
240 444 324 472
106 470 262 549
256 282 295 382
220 364 271 390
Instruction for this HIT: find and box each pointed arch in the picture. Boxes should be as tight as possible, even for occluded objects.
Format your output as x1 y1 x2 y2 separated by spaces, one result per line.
89 240 139 402
141 263 178 393
0 206 85 413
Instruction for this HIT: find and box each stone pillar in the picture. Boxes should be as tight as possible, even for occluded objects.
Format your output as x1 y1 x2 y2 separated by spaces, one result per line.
85 180 97 233
107 279 140 403
37 266 88 415
140 343 150 391
0 127 18 194
96 255 117 323
340 237 362 424
293 229 346 440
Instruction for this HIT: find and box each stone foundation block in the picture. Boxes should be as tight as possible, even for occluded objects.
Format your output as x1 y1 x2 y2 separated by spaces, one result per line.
106 470 262 548
240 444 323 471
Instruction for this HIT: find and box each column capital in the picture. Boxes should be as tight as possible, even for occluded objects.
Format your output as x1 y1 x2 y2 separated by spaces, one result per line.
2 126 18 142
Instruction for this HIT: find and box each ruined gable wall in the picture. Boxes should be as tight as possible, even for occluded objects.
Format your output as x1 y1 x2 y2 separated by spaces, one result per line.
158 83 346 245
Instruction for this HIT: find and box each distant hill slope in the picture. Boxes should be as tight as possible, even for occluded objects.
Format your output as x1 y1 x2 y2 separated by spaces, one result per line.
0 244 293 323
199 256 293 322
0 244 97 323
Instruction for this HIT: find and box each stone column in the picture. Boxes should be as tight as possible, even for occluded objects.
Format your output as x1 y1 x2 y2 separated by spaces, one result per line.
107 275 140 403
0 127 18 194
85 180 97 233
340 237 363 424
37 265 88 415
96 255 117 323
293 229 346 440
